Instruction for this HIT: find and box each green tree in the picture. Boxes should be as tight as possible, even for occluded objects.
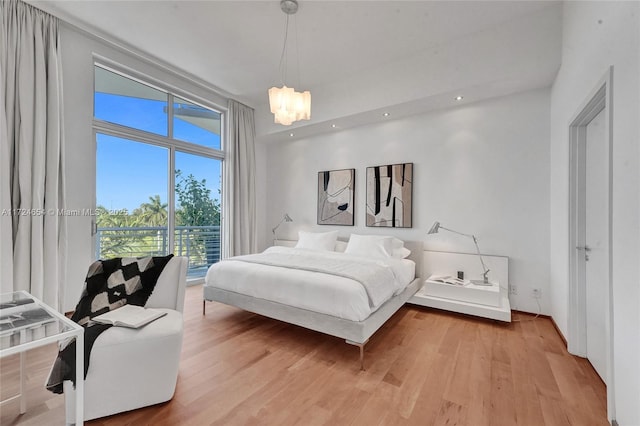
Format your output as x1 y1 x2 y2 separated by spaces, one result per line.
131 195 169 253
175 170 220 265
175 171 220 227
96 173 220 263
96 204 146 257
136 195 168 226
96 205 125 228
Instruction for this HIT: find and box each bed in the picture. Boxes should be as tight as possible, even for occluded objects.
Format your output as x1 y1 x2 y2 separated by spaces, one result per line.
203 234 423 369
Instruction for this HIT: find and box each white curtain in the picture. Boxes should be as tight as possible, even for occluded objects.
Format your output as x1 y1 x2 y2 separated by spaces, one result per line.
0 0 66 311
223 100 256 257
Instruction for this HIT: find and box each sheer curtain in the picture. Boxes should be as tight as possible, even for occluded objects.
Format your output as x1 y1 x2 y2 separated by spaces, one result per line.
0 0 66 311
223 100 256 257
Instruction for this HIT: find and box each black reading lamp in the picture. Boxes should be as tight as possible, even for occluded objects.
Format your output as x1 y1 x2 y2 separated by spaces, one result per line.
272 213 293 243
427 221 491 285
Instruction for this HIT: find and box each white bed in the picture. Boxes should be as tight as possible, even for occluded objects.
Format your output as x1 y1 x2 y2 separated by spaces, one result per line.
203 238 423 369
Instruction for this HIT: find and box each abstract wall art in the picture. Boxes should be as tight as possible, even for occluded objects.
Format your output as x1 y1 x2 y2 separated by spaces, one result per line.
366 163 413 228
317 168 355 226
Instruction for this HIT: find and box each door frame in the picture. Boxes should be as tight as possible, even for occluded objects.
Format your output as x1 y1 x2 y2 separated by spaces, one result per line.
567 67 614 420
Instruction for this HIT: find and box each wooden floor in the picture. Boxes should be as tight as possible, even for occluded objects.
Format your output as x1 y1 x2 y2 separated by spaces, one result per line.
1 284 608 426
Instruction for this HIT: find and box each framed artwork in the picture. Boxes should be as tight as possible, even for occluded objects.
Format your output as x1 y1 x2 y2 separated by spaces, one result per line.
366 162 413 228
317 168 355 226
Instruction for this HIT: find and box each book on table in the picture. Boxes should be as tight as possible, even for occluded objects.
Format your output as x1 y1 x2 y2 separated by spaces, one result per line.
0 306 55 334
0 296 35 311
0 296 36 317
427 274 471 286
93 305 167 329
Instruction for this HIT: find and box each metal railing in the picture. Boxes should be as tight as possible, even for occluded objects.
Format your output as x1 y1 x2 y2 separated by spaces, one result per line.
95 225 221 277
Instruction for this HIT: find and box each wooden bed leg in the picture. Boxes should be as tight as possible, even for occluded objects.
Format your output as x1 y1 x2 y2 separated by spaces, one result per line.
346 339 367 371
203 300 206 316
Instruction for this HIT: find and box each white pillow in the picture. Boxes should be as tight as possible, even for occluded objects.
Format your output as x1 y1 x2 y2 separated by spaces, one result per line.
393 246 411 259
295 231 339 251
391 237 411 259
345 234 393 259
334 240 348 253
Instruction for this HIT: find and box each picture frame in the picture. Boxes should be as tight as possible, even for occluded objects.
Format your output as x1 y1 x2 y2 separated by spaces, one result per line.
317 168 355 226
366 162 413 228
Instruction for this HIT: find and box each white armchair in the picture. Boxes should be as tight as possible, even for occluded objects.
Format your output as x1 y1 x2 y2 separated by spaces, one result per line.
64 256 188 423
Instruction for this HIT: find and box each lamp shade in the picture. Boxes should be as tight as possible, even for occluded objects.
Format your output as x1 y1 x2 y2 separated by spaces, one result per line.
272 213 294 236
427 221 441 234
268 85 311 126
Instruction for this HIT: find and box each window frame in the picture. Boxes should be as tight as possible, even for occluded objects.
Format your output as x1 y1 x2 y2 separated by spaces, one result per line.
92 61 225 280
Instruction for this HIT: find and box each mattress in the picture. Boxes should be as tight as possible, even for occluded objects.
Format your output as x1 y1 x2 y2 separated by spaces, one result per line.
204 246 416 322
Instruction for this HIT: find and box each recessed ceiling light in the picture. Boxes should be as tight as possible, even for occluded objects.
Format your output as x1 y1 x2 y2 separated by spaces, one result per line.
383 112 390 117
455 95 464 101
331 124 337 128
289 133 294 137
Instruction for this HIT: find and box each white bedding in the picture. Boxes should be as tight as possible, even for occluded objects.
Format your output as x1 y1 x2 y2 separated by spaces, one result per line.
204 246 415 322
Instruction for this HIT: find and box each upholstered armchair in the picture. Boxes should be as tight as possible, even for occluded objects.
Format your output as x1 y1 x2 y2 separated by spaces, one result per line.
64 256 188 423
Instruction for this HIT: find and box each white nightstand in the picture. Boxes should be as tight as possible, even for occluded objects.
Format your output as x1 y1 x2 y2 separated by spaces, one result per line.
410 279 511 322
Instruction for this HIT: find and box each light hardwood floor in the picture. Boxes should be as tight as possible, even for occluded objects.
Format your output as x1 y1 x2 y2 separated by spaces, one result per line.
1 284 608 426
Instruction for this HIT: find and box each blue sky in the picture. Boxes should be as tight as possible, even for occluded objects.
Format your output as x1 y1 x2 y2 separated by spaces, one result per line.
95 94 221 212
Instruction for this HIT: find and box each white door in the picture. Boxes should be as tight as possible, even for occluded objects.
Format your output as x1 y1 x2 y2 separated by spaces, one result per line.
584 108 608 382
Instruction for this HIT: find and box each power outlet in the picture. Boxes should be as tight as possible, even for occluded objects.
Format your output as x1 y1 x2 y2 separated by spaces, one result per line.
532 288 542 299
509 285 518 296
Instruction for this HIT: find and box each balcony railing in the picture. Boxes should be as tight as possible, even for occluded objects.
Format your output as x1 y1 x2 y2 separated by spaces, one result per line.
95 225 221 278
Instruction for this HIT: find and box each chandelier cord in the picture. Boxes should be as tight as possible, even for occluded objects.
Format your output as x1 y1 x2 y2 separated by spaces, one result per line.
277 13 290 87
294 14 301 89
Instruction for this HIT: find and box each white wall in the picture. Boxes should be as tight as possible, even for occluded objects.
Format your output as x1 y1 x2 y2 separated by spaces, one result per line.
59 24 227 311
549 2 640 424
261 89 551 314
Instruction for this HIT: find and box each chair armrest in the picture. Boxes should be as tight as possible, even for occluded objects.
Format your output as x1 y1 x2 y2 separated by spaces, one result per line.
145 256 188 311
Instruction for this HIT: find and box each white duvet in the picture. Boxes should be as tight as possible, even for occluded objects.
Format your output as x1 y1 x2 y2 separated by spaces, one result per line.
204 246 416 322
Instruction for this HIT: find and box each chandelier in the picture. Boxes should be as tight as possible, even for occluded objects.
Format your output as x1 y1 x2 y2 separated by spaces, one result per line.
268 0 311 126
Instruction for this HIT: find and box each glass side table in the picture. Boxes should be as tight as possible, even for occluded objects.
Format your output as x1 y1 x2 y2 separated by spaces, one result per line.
0 290 84 424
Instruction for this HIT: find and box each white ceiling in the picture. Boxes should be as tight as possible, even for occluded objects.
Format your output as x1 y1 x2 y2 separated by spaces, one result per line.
30 0 562 141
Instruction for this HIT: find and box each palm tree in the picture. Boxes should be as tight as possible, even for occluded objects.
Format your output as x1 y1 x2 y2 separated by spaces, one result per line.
138 195 168 226
96 205 127 228
96 205 132 257
138 195 168 254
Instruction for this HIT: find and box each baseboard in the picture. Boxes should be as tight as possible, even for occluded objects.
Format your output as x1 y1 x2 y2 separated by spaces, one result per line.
511 309 550 318
549 315 568 347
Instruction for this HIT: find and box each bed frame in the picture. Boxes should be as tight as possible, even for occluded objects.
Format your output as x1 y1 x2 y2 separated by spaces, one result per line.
202 240 423 369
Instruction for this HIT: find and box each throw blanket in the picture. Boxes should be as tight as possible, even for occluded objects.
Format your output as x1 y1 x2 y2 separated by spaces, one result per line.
230 248 396 308
46 255 173 394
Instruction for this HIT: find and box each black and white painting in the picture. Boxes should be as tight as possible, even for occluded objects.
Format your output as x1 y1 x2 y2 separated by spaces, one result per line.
317 169 355 226
366 163 413 228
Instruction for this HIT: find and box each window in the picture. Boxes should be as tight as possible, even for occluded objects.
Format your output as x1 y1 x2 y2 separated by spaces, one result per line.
94 65 224 279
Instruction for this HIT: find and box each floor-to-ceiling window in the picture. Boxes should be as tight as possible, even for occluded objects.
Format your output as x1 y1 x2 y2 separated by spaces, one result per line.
94 65 223 279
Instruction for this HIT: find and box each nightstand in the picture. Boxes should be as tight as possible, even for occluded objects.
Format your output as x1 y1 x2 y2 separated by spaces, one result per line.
409 279 511 322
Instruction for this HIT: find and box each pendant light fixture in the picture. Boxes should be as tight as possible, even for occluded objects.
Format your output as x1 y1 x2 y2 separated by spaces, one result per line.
268 0 311 126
